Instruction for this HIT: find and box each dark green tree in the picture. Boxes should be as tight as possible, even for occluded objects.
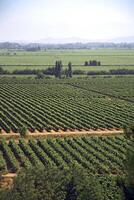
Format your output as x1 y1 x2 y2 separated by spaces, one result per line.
98 61 101 66
65 69 69 78
65 62 73 78
19 126 27 137
84 61 88 66
120 147 134 200
0 166 104 200
54 60 62 78
127 150 134 188
68 62 72 78
71 168 103 200
36 72 44 79
123 124 134 139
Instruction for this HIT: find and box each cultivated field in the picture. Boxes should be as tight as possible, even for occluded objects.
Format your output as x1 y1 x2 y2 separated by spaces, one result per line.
0 49 134 199
0 77 133 133
0 136 133 174
0 49 134 72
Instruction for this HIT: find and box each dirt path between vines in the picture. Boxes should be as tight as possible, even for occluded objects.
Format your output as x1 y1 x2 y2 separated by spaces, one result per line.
66 83 134 103
0 129 123 188
0 173 17 188
0 129 123 141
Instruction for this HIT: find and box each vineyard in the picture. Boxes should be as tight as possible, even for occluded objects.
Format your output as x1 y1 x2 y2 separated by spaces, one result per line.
0 77 134 133
1 2 134 197
0 69 134 199
1 136 127 200
66 76 134 101
0 136 134 174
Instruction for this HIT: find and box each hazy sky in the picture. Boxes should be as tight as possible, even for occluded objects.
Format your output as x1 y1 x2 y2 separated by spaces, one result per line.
0 0 134 42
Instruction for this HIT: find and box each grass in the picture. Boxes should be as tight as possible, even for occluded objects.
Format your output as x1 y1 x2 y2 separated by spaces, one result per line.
0 49 134 72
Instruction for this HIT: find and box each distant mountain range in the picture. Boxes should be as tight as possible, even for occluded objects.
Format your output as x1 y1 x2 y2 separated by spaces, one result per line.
107 36 134 43
36 36 134 44
1 36 134 44
0 36 134 50
36 37 92 44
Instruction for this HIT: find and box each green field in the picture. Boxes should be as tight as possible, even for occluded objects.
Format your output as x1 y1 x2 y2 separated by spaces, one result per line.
0 136 133 174
1 135 133 200
0 49 134 72
0 50 134 199
0 76 133 133
66 76 134 101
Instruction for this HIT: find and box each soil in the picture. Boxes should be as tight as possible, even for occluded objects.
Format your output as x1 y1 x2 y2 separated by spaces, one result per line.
0 129 123 141
0 173 17 189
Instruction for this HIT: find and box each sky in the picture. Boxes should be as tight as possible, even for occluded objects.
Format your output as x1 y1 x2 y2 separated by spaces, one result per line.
0 0 134 42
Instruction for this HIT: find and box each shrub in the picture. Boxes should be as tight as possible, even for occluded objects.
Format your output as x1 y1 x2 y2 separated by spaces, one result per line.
36 72 44 79
123 124 134 138
19 126 27 137
0 166 104 200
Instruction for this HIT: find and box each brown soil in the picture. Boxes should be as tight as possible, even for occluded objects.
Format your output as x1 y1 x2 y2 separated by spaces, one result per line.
0 129 123 141
0 173 17 189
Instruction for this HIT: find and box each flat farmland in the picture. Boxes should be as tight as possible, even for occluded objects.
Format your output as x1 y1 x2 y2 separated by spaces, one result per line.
67 76 134 101
0 49 134 72
0 69 134 199
0 136 134 174
0 76 133 133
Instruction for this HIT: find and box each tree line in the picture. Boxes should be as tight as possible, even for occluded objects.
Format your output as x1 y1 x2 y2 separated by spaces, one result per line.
0 42 134 50
0 61 73 79
84 60 101 66
1 66 134 78
0 166 127 200
87 69 134 75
